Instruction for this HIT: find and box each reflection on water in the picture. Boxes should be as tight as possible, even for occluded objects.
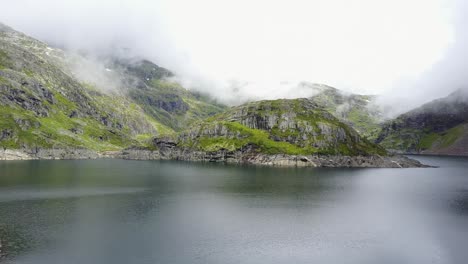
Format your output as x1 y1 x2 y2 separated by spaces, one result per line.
0 157 467 264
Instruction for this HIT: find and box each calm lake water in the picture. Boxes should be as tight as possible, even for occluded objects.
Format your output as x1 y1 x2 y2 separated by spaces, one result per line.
0 156 467 264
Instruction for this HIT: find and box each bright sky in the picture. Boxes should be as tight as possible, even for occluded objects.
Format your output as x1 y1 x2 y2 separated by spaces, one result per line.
160 0 454 94
0 0 461 107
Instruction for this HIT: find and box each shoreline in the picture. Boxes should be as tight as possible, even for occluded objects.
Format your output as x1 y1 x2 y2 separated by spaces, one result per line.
389 150 468 157
0 148 430 168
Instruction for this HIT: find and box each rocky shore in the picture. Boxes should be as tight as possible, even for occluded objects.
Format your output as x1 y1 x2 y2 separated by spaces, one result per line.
0 148 100 160
0 147 428 168
116 148 427 168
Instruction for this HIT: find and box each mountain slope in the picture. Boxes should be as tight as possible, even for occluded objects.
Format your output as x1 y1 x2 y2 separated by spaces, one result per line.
0 24 160 150
175 98 386 156
376 89 468 155
0 23 224 151
302 83 383 139
109 59 226 131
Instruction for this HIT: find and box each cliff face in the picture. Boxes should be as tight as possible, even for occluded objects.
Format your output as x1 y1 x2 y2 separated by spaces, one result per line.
376 89 468 156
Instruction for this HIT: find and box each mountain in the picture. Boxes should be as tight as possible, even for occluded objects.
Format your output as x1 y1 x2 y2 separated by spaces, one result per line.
108 58 225 131
376 89 468 155
301 83 383 139
117 98 427 167
0 23 429 166
175 98 386 156
0 23 224 151
144 99 386 160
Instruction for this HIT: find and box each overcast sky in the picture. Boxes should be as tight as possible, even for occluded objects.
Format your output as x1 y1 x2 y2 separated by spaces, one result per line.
1 0 467 110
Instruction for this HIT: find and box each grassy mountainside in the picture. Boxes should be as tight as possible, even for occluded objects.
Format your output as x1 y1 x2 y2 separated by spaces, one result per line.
110 59 226 131
376 89 468 155
175 98 386 156
0 23 224 151
0 23 159 150
302 83 383 140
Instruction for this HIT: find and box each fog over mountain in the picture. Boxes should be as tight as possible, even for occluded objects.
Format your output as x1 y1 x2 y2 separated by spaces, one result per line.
1 0 467 114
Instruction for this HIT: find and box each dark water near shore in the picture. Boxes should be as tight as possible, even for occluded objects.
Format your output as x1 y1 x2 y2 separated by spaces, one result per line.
0 156 467 264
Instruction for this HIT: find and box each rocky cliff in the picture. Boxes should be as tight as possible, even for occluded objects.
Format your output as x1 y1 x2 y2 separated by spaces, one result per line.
175 98 386 156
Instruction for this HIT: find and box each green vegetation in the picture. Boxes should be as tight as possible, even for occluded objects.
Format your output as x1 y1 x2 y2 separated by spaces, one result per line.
418 124 465 150
376 88 468 154
0 104 136 151
0 50 11 69
346 107 382 139
419 133 439 149
195 121 318 155
308 86 383 140
0 24 389 157
0 24 225 152
378 122 467 153
178 98 387 156
440 125 465 147
129 79 225 131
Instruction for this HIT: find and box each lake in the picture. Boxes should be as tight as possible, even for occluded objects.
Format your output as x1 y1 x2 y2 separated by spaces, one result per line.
0 156 467 264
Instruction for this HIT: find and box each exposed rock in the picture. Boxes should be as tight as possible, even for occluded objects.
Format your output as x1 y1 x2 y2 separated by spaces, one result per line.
80 98 408 167
0 144 427 168
14 117 40 130
116 146 427 168
175 98 386 157
0 148 100 160
0 149 32 160
0 129 14 140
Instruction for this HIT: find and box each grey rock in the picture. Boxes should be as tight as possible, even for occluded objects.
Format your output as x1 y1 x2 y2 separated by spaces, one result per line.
115 137 427 168
0 148 100 160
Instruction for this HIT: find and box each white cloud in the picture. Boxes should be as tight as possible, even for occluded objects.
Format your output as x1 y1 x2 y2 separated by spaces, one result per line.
158 0 454 94
0 0 460 110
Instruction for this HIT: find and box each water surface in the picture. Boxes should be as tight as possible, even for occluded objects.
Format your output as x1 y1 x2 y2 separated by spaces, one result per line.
0 156 467 263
